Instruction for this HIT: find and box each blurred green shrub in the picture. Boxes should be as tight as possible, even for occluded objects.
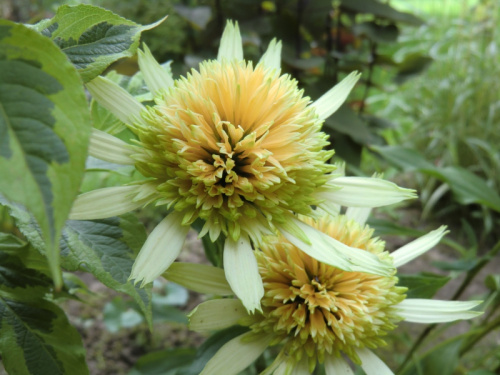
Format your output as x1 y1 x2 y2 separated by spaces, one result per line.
372 0 500 241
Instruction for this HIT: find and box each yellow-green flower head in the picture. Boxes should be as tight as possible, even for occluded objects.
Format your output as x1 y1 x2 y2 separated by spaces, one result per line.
250 215 406 372
134 58 333 242
71 21 417 313
183 213 482 375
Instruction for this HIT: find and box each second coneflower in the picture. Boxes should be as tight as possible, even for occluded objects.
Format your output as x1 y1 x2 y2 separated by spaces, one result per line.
71 21 415 312
183 213 482 375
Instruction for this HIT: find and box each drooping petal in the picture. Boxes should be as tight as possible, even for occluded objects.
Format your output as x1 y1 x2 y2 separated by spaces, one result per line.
130 211 189 286
310 71 361 120
217 20 243 61
69 185 151 220
278 215 394 276
291 357 311 375
86 76 146 126
88 128 135 165
258 38 282 72
325 355 354 375
345 206 372 226
189 299 247 332
200 332 272 375
137 44 174 96
163 262 233 295
396 299 483 323
224 235 264 313
356 348 394 375
319 176 417 208
391 226 448 267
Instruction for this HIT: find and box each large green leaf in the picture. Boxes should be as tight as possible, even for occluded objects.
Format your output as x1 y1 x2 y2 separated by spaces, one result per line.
426 167 500 212
372 146 500 212
0 20 91 287
3 203 153 328
32 4 164 83
0 250 87 375
324 105 377 145
370 145 436 171
398 273 451 299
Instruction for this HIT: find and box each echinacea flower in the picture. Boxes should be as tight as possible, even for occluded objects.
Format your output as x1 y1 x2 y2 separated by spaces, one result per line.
71 21 416 312
181 212 482 375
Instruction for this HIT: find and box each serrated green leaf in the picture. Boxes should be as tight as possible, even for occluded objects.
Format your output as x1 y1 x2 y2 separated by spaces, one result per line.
3 203 153 329
60 215 153 328
398 273 451 299
32 4 164 82
0 232 26 251
0 251 87 375
0 20 91 288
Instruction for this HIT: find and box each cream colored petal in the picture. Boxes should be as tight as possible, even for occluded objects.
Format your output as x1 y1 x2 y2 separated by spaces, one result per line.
310 71 361 120
258 38 282 72
189 299 247 332
391 226 448 267
86 76 145 126
138 44 174 96
224 235 264 313
396 299 483 323
260 351 287 375
321 176 417 207
163 262 233 295
345 206 372 226
88 128 135 165
130 211 189 286
217 20 243 61
278 215 393 276
356 348 394 375
291 358 311 375
70 185 145 220
200 332 272 375
325 355 354 375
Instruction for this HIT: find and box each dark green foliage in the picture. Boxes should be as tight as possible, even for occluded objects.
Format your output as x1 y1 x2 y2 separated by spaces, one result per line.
0 244 88 375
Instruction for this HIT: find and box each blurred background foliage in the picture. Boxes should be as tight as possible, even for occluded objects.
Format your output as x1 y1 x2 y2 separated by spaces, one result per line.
1 0 429 167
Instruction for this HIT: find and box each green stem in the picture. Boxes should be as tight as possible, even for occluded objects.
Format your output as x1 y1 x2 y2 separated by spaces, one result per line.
359 39 377 114
459 313 500 356
452 240 500 301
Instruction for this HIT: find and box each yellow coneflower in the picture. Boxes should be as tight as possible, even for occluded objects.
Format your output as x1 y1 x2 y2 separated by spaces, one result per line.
70 21 416 312
182 213 482 375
